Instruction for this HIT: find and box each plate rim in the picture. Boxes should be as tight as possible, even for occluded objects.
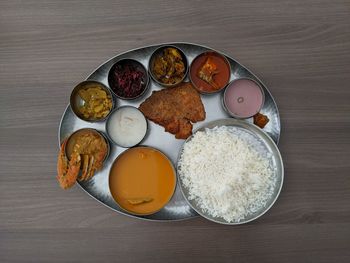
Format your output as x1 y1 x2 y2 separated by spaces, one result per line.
58 42 282 222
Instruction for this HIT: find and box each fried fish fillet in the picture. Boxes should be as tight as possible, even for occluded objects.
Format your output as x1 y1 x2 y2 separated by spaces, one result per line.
139 82 206 139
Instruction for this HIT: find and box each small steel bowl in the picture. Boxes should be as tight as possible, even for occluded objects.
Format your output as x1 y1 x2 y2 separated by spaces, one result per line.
108 146 177 216
108 59 149 100
222 77 265 119
70 80 114 122
148 45 188 88
105 105 148 148
189 51 231 95
64 128 110 164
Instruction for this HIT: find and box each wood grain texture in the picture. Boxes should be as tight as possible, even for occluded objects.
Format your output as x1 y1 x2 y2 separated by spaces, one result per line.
1 0 350 262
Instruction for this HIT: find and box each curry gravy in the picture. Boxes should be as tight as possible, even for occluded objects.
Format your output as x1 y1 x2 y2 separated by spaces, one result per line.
109 147 176 215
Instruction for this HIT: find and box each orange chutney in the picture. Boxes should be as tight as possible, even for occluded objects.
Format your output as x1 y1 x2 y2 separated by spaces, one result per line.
190 51 230 93
109 147 176 215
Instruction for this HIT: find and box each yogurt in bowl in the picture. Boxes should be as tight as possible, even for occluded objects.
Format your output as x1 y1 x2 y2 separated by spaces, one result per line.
106 106 148 148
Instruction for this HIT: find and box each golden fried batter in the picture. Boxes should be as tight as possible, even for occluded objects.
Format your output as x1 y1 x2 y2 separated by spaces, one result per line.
253 112 269 129
139 82 206 139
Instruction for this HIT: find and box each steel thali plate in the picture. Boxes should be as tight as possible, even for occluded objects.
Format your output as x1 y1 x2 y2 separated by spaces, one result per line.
58 43 281 221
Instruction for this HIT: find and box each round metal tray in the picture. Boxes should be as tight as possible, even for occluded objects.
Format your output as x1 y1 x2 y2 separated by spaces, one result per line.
58 42 281 221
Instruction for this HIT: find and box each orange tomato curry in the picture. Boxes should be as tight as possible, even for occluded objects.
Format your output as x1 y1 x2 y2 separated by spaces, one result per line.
109 147 176 215
190 52 230 93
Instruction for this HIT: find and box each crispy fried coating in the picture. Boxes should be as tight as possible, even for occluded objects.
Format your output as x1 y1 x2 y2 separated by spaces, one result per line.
253 112 270 129
139 82 206 139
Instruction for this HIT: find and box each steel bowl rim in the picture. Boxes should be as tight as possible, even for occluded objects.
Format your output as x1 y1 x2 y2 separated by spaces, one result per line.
107 58 150 100
105 105 148 148
148 44 189 88
222 77 266 119
108 145 178 216
64 127 111 165
189 51 231 95
69 80 115 122
176 118 284 225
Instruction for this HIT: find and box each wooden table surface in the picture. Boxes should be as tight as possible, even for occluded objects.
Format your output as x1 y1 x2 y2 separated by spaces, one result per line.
1 0 350 262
